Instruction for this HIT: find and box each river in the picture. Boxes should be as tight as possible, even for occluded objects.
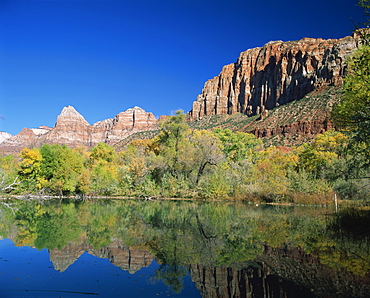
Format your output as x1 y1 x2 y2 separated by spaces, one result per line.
0 199 369 297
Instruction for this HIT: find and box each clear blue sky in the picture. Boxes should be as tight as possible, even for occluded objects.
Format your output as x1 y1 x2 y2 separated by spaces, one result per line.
0 0 365 135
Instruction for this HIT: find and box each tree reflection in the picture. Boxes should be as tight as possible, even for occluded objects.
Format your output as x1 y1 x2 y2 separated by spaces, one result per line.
154 264 188 293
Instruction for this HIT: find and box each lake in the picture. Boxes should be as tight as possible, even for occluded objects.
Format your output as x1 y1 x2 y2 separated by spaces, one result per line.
0 199 369 297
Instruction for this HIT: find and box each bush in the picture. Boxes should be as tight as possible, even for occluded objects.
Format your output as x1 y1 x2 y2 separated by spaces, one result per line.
334 178 370 201
287 169 332 194
159 173 192 198
198 171 231 200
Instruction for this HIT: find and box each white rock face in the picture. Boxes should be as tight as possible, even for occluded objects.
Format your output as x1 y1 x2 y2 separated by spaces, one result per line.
31 127 51 136
0 132 11 144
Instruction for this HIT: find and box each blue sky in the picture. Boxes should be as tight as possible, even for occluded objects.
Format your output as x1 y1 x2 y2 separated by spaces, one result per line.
0 0 365 135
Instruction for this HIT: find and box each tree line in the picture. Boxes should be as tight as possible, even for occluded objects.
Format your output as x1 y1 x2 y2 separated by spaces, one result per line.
0 110 368 204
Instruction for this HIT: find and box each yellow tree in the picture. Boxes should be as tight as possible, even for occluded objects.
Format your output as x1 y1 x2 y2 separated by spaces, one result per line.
255 146 296 198
19 148 45 190
88 143 119 195
297 130 347 179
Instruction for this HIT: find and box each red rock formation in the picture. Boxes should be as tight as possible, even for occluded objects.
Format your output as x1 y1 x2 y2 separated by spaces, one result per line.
0 106 159 153
250 119 335 139
43 105 92 147
96 106 159 145
188 35 358 121
0 128 38 153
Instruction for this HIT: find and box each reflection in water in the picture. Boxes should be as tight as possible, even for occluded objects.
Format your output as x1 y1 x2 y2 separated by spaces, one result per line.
0 199 369 297
48 238 153 273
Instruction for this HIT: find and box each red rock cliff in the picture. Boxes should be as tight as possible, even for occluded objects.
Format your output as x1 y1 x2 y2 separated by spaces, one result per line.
188 35 358 121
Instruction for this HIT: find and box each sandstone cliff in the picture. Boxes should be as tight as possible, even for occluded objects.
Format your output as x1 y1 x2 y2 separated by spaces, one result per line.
188 35 358 121
0 106 158 153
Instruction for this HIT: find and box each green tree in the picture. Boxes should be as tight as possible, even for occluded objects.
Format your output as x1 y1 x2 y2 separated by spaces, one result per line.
189 130 224 184
296 131 347 179
39 144 84 195
332 1 370 173
90 164 118 195
213 128 262 162
332 45 370 145
153 110 193 180
90 142 116 164
0 154 19 193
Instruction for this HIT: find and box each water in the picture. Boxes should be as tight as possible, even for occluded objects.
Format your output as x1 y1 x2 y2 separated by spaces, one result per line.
0 239 198 297
0 199 369 297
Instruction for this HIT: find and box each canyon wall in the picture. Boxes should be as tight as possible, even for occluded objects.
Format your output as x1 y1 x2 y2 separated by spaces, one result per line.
188 35 358 121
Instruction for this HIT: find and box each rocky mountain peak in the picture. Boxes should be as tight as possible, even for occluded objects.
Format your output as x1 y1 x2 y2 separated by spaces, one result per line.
55 105 89 126
125 106 145 113
0 105 159 153
114 106 157 129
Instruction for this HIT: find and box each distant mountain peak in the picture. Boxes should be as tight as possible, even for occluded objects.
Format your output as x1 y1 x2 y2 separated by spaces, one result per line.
0 105 159 153
123 106 146 113
55 105 89 126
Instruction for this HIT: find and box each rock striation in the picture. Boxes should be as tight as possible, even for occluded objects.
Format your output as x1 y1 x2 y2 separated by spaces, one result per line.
188 35 359 121
91 106 158 145
43 106 91 147
0 106 158 153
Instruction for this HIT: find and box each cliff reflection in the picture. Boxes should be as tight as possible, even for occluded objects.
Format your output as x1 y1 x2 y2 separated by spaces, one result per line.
0 199 369 297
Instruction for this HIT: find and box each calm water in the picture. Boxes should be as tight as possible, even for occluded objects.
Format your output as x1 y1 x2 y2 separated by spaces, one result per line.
0 199 369 297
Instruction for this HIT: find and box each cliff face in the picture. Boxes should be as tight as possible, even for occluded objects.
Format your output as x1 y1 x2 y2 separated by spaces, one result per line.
188 35 358 121
91 106 158 145
0 106 158 153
